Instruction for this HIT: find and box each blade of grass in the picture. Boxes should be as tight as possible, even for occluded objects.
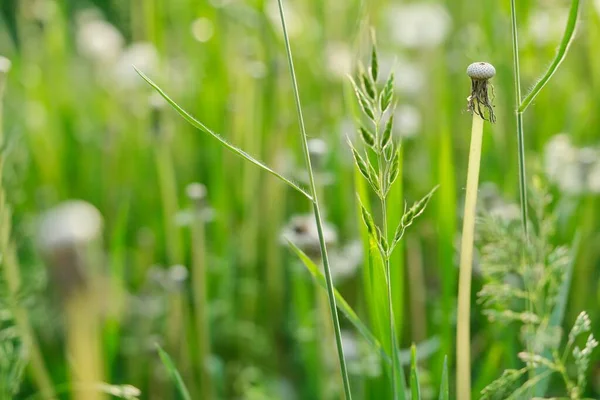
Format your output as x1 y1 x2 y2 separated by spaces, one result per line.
410 345 421 400
518 0 581 113
134 67 312 201
439 356 449 400
156 344 192 400
287 240 391 365
275 0 352 397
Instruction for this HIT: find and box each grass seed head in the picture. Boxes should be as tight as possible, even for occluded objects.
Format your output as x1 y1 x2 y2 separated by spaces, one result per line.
466 61 496 123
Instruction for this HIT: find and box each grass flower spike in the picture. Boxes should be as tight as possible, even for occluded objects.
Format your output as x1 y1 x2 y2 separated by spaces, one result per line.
457 61 496 400
466 62 496 123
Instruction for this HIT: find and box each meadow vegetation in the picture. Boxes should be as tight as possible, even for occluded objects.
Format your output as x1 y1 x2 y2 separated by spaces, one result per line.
1 0 599 399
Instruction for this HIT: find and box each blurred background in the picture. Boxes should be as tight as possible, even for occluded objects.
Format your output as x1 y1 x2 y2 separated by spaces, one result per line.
1 0 599 399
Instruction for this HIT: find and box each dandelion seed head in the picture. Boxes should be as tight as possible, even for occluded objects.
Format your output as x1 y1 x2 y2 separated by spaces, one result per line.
38 200 103 253
467 62 496 80
76 12 124 64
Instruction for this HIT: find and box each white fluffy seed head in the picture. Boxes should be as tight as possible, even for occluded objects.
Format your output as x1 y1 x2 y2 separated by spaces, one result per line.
467 62 496 80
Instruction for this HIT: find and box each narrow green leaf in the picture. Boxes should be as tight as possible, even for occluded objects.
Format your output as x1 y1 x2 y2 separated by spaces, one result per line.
156 344 192 400
135 67 312 201
348 141 370 181
287 240 391 365
381 115 394 150
384 140 395 162
410 344 421 400
370 46 379 82
401 185 439 229
350 77 376 121
439 356 449 400
518 0 581 112
380 73 394 112
388 147 401 187
362 72 376 100
359 125 376 148
366 159 382 196
359 199 378 239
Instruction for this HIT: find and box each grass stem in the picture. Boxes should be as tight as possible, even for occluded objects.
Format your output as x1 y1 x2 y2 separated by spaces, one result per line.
275 0 352 398
456 112 484 400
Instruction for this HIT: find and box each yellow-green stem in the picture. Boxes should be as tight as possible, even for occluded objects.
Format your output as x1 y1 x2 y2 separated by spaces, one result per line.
456 112 484 400
190 216 212 399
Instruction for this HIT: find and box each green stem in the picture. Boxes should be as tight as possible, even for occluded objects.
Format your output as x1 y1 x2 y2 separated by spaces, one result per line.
275 0 352 398
456 112 484 400
190 216 212 400
509 0 529 239
381 196 400 399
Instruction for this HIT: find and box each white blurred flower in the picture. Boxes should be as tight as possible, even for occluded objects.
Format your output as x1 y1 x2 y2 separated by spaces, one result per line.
280 214 337 258
544 134 581 194
0 56 11 74
191 17 214 42
113 42 159 88
76 11 124 64
325 43 353 79
527 9 568 46
387 3 451 49
379 56 425 95
394 104 421 138
38 200 103 252
544 134 600 195
37 200 103 295
329 240 363 282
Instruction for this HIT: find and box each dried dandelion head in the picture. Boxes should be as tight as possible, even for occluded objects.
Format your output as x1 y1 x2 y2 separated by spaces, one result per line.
466 62 496 123
37 200 103 298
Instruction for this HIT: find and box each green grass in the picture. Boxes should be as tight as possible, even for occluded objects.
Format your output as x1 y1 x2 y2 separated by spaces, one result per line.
0 0 599 399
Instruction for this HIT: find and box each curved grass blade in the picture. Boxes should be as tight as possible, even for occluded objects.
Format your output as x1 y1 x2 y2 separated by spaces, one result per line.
287 240 391 365
134 67 312 201
156 344 192 400
410 344 421 400
439 356 449 400
518 0 580 112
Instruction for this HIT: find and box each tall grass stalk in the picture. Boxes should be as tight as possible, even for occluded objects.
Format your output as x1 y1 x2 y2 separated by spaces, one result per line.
509 0 529 239
275 0 352 397
0 60 56 399
509 1 581 395
188 189 212 400
456 112 484 400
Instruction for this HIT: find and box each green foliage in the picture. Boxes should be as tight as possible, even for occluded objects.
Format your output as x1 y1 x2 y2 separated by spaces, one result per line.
157 345 192 400
478 180 597 399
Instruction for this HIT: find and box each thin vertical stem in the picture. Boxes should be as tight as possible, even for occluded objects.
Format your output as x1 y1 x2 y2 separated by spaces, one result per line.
510 3 535 395
381 196 400 399
190 217 212 400
456 113 484 400
275 1 352 398
510 0 529 239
